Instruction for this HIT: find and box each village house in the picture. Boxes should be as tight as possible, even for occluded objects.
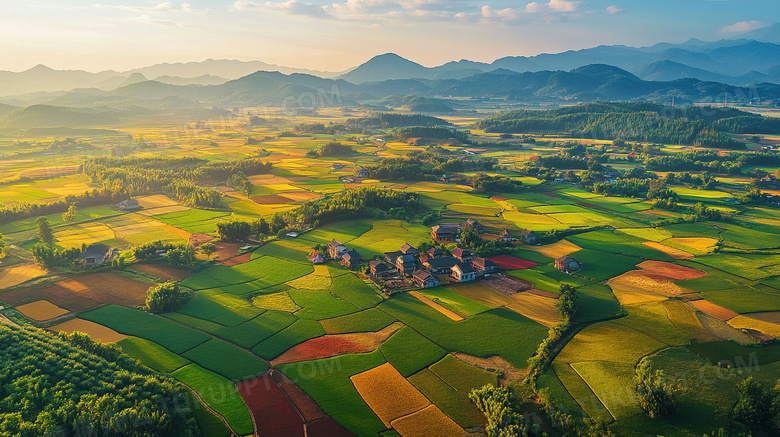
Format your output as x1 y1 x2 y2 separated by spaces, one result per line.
78 244 117 267
498 229 512 243
400 242 418 256
370 260 389 277
451 247 475 263
520 229 537 244
353 166 369 178
116 198 140 211
413 269 440 289
423 256 458 275
341 250 362 269
309 252 325 264
555 255 581 273
471 257 499 274
425 247 443 259
430 225 456 242
395 253 416 275
464 218 484 234
451 262 476 282
327 239 348 260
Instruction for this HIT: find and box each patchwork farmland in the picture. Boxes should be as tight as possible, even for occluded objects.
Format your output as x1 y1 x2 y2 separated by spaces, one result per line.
3 105 780 437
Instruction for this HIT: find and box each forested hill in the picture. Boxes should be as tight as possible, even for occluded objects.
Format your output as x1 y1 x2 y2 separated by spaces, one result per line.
0 324 200 436
475 102 780 149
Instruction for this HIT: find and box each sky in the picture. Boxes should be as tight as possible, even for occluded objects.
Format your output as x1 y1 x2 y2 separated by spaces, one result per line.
0 0 778 72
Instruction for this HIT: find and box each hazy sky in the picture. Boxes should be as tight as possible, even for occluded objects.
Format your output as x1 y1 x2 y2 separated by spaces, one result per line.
1 0 778 72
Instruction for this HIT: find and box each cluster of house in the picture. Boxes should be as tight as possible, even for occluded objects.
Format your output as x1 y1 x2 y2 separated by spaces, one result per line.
326 239 363 269
369 243 500 289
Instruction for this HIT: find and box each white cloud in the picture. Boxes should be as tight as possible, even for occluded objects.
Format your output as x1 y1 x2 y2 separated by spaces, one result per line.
606 5 622 15
234 1 331 18
720 20 768 34
548 0 581 12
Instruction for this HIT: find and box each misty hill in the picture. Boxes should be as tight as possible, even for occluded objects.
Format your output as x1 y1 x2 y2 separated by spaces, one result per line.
0 105 126 128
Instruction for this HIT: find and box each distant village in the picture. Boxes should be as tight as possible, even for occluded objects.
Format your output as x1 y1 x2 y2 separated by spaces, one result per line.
311 218 582 291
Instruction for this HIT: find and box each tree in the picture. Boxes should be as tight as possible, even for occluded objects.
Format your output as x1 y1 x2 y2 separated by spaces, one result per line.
200 242 215 258
254 217 270 236
0 233 6 260
62 204 78 222
469 384 528 437
634 358 679 418
36 216 54 246
146 281 184 313
216 220 252 242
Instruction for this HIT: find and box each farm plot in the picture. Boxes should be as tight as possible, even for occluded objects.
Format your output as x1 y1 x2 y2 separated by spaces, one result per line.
329 270 383 309
505 292 559 327
131 263 191 281
49 318 127 343
296 220 372 246
552 362 609 419
446 203 501 216
15 300 69 321
567 230 675 261
287 265 332 290
253 292 301 312
165 313 224 333
252 239 312 262
351 362 433 428
183 339 269 381
178 292 264 327
390 404 463 437
616 228 674 243
154 209 232 234
347 220 432 260
118 337 190 373
183 256 313 292
573 249 641 281
556 322 665 365
319 308 398 334
690 300 739 321
56 272 153 307
0 263 48 289
660 300 722 342
379 293 547 369
488 255 538 270
81 305 210 354
409 291 463 321
53 222 118 249
728 313 780 338
172 364 254 436
379 326 447 377
575 284 622 323
415 288 491 318
272 322 402 365
641 241 694 259
213 310 297 349
525 239 582 259
570 361 641 420
0 282 99 313
289 289 360 320
237 374 305 437
666 237 719 254
279 351 388 437
252 319 326 360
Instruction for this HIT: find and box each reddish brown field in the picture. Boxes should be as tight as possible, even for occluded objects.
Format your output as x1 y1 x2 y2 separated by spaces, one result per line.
305 418 355 437
636 261 706 280
56 272 152 307
488 255 539 270
271 371 325 422
272 323 402 365
237 374 305 437
222 253 252 267
189 233 213 247
0 283 99 313
252 195 294 205
132 264 191 281
691 300 739 321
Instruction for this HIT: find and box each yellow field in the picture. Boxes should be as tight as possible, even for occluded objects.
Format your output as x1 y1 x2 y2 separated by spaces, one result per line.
606 277 667 306
0 263 48 289
642 241 694 260
448 282 511 308
135 194 179 208
506 292 559 327
728 312 780 338
252 292 301 312
137 205 189 216
667 237 719 253
286 265 331 290
409 291 463 321
611 271 688 297
351 362 431 427
556 322 665 365
660 300 722 342
49 318 128 343
16 300 69 321
526 239 581 259
54 223 117 249
45 181 93 196
390 404 463 437
503 211 561 225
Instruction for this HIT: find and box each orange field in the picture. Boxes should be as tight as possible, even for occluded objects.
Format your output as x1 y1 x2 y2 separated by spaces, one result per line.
636 260 706 280
351 362 431 427
16 300 69 321
667 237 719 253
690 300 739 321
56 272 152 307
49 318 128 342
132 264 191 281
642 242 694 260
505 292 559 327
526 239 581 259
390 404 463 437
0 263 48 289
272 323 402 365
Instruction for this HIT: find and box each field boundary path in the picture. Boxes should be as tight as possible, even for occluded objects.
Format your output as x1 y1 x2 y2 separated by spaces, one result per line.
179 381 241 437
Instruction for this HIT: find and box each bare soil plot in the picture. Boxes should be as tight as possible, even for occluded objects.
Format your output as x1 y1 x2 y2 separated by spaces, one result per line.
690 300 739 321
222 253 252 267
642 241 694 260
271 370 326 423
452 353 527 382
409 291 463 321
16 300 69 321
131 264 191 281
19 166 79 179
189 233 214 247
135 194 179 208
0 283 99 313
237 373 305 437
271 323 402 365
351 362 431 428
526 239 582 259
49 318 128 343
482 275 533 296
252 194 294 205
57 272 152 307
0 263 48 289
505 292 559 327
